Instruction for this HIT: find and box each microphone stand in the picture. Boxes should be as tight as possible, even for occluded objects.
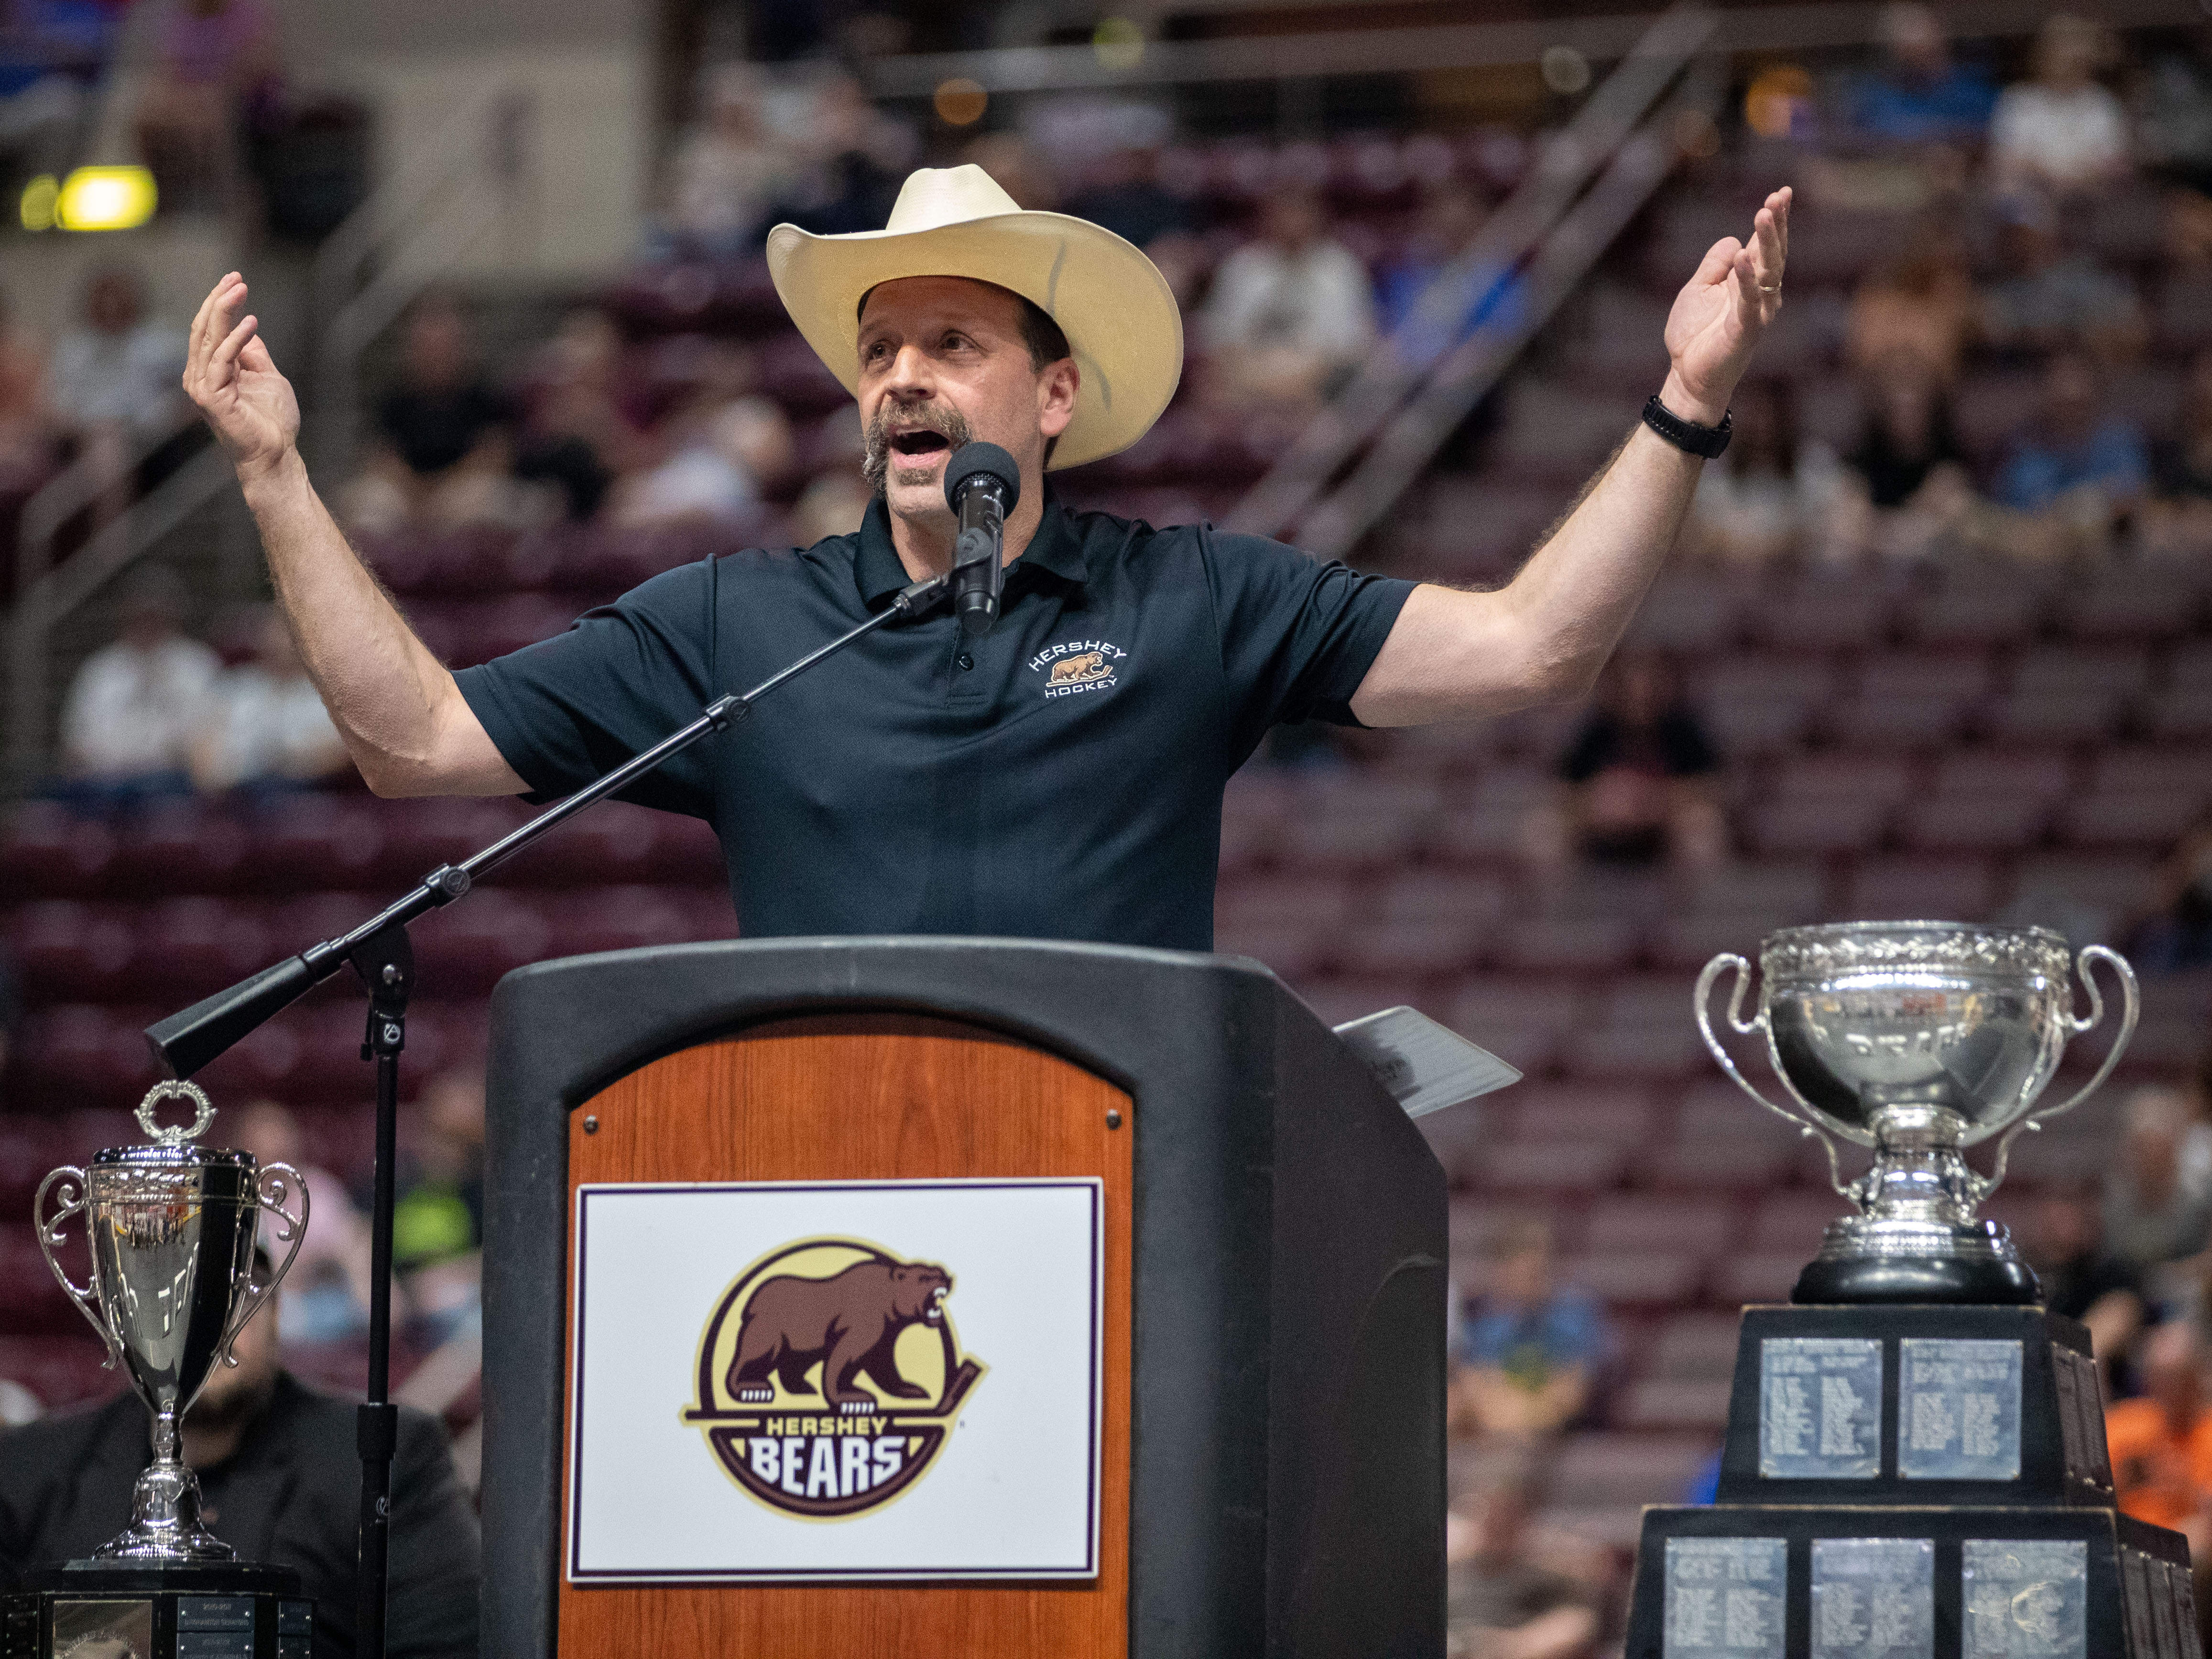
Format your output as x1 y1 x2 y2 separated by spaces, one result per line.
140 571 948 1659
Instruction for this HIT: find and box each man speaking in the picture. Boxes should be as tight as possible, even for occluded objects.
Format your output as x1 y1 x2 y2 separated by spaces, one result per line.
183 165 1789 947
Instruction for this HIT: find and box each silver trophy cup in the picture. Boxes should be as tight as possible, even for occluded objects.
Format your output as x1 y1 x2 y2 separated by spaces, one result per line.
1695 922 2138 1304
33 1081 307 1561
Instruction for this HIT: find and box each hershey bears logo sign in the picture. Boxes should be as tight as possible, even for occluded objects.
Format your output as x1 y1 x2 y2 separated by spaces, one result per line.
683 1238 984 1518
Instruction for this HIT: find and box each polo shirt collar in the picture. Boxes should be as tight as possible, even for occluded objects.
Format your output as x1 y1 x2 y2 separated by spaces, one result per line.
853 490 1088 609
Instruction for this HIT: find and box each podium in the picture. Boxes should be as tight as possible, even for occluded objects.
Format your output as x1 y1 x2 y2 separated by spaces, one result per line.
476 939 1447 1659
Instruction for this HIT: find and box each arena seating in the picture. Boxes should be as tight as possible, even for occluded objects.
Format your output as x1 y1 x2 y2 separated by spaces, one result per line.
4 132 2210 1568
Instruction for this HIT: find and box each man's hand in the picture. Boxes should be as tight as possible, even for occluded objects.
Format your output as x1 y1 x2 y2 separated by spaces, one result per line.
1658 186 1791 425
185 273 299 484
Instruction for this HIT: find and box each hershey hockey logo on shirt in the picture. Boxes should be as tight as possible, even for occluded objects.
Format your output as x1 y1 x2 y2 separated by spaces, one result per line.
1028 639 1126 697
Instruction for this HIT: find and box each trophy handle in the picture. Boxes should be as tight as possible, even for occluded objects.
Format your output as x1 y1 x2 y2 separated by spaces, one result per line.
218 1162 311 1367
33 1167 120 1367
1982 945 2141 1198
1694 952 1854 1201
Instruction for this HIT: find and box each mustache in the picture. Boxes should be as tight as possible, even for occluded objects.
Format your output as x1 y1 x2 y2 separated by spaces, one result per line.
861 402 974 496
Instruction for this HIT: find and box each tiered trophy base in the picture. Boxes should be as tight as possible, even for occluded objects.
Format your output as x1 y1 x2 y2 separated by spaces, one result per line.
1625 1304 2201 1658
1 1562 311 1659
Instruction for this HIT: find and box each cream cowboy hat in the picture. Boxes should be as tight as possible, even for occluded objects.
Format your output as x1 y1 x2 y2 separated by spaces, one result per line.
765 164 1184 470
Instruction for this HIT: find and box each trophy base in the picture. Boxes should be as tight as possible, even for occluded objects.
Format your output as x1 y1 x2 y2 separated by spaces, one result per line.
1792 1216 2043 1305
5 1561 311 1659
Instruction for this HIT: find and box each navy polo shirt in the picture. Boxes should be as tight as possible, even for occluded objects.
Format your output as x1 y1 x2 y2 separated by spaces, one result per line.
453 495 1413 949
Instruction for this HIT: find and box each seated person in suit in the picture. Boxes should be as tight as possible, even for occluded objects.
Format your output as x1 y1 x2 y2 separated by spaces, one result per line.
0 1253 481 1659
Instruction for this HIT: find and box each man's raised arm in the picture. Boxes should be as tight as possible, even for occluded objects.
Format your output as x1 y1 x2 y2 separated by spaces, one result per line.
185 274 524 797
1351 186 1791 729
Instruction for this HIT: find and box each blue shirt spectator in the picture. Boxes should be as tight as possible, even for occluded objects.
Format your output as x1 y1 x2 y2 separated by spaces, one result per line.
1448 1219 1613 1439
1458 1285 1609 1385
1377 183 1527 371
1995 352 2149 513
1842 5 1997 145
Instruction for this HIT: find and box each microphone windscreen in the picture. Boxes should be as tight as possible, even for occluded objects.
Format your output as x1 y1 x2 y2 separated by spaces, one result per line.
944 441 1021 513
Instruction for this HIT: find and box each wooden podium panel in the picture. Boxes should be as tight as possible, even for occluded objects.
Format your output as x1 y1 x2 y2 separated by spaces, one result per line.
557 1012 1133 1659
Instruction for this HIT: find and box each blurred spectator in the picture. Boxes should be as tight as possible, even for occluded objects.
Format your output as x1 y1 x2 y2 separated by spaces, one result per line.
1830 353 1976 558
2144 348 2212 556
1448 1219 1609 1442
1981 194 2147 363
959 132 1057 213
51 564 215 813
656 64 795 258
0 0 111 189
1529 656 1723 874
49 265 185 524
393 1069 485 1343
1445 1466 1604 1659
607 390 793 530
188 605 347 797
765 70 906 238
2021 1189 2147 1376
2128 819 2212 974
0 284 52 485
1846 229 1979 384
1059 113 1187 249
341 293 516 534
1991 15 2130 201
511 309 651 524
1685 378 1836 565
1377 181 1527 373
1842 4 1997 148
2133 27 2212 192
1994 351 2150 524
2106 1322 2212 1571
2104 1085 2212 1308
788 404 869 543
232 1099 372 1344
0 1257 481 1658
1198 186 1375 418
131 0 280 215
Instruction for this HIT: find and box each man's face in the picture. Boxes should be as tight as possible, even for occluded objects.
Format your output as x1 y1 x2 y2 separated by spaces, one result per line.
855 277 1075 531
194 1282 280 1424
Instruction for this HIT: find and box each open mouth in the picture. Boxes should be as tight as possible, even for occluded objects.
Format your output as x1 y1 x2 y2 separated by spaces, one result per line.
891 430 952 461
925 1287 947 1322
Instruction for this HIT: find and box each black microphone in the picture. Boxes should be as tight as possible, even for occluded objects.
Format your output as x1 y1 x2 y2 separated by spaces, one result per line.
944 441 1020 639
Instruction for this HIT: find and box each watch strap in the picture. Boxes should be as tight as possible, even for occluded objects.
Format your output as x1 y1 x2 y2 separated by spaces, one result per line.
1642 393 1732 458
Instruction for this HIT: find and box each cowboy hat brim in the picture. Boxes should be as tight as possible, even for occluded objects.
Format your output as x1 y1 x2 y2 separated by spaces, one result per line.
765 208 1184 471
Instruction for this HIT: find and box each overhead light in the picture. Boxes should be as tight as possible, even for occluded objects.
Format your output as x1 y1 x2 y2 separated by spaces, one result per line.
933 77 988 127
56 165 159 231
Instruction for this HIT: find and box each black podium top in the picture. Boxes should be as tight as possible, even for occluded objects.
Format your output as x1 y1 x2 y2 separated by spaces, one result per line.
479 938 1447 1659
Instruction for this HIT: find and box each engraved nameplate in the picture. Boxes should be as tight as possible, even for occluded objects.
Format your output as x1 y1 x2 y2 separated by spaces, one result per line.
1665 1537 1787 1659
1962 1539 2086 1659
1811 1538 1933 1659
1899 1338 2022 1481
1760 1337 1881 1479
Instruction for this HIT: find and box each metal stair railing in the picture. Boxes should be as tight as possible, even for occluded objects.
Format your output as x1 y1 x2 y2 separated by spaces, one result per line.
1293 75 1720 563
1226 0 1713 545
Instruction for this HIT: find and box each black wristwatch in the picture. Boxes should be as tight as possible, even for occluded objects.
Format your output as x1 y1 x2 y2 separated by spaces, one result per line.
1642 393 1732 458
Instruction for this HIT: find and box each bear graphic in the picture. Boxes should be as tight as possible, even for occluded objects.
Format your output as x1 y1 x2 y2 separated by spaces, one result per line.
725 1256 951 1414
1047 651 1110 688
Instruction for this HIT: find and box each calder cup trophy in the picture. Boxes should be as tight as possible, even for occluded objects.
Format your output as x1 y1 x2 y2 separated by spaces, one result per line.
1621 924 2184 1658
6 1081 316 1659
1696 921 2139 1305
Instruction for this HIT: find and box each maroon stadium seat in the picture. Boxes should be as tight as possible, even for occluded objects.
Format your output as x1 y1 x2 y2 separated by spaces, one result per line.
7 900 137 1001
0 803 116 899
108 803 249 896
1843 854 1999 921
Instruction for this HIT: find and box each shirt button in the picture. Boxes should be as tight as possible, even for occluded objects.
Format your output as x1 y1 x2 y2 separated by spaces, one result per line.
956 652 975 671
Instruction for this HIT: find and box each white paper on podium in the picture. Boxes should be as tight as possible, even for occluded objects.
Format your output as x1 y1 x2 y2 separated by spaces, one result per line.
1331 1005 1522 1119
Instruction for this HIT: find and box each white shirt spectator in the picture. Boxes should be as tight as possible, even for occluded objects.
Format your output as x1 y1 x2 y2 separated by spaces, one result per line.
1991 80 2128 193
195 663 345 788
1200 238 1377 363
49 322 184 435
60 633 218 777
